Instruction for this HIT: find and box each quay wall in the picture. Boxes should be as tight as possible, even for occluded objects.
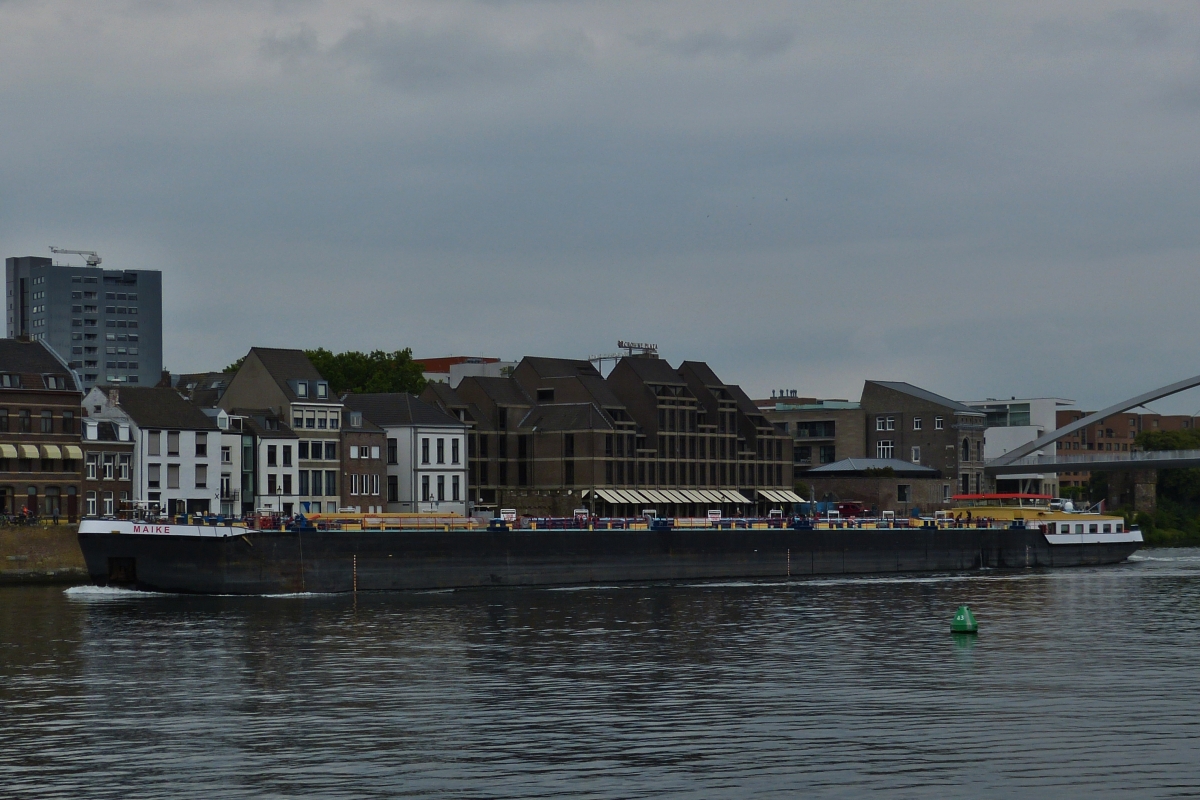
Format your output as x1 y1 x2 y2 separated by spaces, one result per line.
0 525 87 585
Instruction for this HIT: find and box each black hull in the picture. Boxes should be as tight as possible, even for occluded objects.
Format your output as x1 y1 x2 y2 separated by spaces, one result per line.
77 527 1143 595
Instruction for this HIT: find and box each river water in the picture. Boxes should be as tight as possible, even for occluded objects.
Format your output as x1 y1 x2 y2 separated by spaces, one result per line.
3 550 1200 798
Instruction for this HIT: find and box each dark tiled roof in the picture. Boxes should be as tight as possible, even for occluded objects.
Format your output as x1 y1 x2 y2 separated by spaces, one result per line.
520 357 604 380
617 356 686 385
177 371 230 408
576 374 625 409
867 381 984 415
248 347 325 402
518 403 614 432
342 393 465 428
113 387 220 430
463 376 531 407
678 360 725 388
423 382 466 407
0 339 79 391
807 458 940 476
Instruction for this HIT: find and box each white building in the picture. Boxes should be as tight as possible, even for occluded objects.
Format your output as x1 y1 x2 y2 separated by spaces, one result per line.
961 397 1073 496
342 393 469 515
204 407 301 516
83 386 222 515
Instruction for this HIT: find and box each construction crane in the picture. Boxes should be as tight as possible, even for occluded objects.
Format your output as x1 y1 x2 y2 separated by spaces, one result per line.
48 246 101 267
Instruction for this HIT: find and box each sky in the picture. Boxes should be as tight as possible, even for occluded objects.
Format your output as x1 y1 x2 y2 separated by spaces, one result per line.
2 1 1199 411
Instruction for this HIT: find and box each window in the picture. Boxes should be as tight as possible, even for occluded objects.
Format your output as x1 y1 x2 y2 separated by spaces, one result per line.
62 411 74 434
305 411 315 429
293 411 303 429
148 430 160 456
0 410 7 432
451 439 459 464
86 453 99 480
299 470 310 495
497 407 507 430
422 475 430 501
452 475 460 501
103 492 114 516
350 446 359 459
437 474 445 502
147 463 160 488
437 438 445 464
311 470 324 496
388 475 398 502
196 464 207 488
370 446 379 460
298 441 310 460
372 474 379 496
102 454 115 480
86 491 97 516
118 454 131 481
876 440 894 459
167 431 179 456
875 416 895 431
267 445 277 467
167 464 180 489
913 417 922 431
296 382 308 398
316 382 328 398
18 409 30 432
195 433 207 457
387 439 397 464
222 446 232 464
911 446 921 463
897 484 911 503
34 410 48 434
422 438 430 464
935 416 944 430
329 413 339 430
283 445 292 466
962 438 970 462
268 473 277 495
325 471 336 496
324 442 336 460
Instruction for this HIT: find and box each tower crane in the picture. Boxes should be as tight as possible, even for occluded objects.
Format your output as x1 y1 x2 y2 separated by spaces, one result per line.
48 246 101 267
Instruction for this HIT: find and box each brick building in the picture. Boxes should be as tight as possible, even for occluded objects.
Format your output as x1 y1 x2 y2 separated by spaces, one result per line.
0 339 83 518
421 355 797 518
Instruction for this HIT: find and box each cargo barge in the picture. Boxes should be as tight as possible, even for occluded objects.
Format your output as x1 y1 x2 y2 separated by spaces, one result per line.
77 495 1142 594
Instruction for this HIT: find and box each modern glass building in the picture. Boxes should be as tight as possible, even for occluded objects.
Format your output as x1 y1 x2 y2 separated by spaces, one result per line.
6 256 163 390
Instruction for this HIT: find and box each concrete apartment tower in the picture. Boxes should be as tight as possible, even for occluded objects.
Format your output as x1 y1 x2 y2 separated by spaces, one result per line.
6 255 163 390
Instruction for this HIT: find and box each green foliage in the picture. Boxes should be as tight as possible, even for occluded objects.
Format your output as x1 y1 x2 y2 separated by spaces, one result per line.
304 348 427 396
223 356 245 374
863 467 896 477
1136 428 1200 451
794 480 811 499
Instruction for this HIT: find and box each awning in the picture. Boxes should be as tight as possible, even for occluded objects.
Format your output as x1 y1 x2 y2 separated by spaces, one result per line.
596 489 624 504
643 490 670 503
722 490 752 504
64 445 83 460
19 444 39 459
610 489 637 504
683 489 711 503
702 490 727 503
41 444 62 459
0 444 16 458
622 490 649 504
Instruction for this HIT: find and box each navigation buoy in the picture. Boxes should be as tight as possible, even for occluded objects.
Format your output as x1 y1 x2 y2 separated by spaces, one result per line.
951 605 978 634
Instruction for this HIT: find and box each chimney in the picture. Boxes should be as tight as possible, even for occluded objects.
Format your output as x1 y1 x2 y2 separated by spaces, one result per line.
108 388 119 407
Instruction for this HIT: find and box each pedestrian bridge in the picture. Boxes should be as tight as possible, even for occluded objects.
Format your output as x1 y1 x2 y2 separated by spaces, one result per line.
987 449 1200 476
983 371 1200 477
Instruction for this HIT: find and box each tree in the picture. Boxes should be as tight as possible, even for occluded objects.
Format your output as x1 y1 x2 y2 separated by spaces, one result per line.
304 348 427 396
223 356 245 374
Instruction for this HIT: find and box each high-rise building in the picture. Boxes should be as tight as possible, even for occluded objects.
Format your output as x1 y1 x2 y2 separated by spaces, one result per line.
6 256 163 390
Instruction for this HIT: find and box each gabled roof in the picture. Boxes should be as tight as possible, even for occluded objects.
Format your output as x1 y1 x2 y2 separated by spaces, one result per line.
423 382 467 407
112 387 220 431
0 339 79 391
177 371 230 408
247 347 326 402
678 360 725 388
519 356 604 380
617 356 687 385
807 458 940 476
518 403 614 432
464 376 531 407
866 381 984 415
342 393 465 428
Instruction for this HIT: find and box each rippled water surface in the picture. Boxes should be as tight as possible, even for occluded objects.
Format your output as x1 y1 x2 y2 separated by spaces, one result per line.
3 550 1200 798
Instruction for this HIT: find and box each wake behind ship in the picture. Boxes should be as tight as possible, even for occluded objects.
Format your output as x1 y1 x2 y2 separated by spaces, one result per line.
78 496 1143 594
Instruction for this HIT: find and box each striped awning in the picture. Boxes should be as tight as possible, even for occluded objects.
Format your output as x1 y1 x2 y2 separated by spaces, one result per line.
722 490 752 504
19 444 39 459
0 444 16 458
64 445 83 460
41 444 62 459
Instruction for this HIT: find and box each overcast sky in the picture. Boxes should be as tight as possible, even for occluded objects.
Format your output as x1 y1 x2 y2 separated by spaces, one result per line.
2 1 1199 410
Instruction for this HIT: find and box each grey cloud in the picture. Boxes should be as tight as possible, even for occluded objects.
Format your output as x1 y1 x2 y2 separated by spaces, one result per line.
1028 8 1173 52
260 24 320 61
630 25 795 61
328 17 591 90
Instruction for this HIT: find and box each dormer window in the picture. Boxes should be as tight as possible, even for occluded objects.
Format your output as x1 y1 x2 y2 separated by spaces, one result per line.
349 411 363 428
296 382 308 398
43 375 67 390
0 374 19 388
316 382 328 399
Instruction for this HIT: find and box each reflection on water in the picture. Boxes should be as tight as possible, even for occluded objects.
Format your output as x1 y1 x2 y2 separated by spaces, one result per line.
3 550 1200 798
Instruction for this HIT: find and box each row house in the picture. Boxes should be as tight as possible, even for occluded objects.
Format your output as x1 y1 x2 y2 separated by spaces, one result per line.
421 355 796 518
0 339 83 519
84 386 222 515
342 393 466 515
205 408 301 516
219 348 345 514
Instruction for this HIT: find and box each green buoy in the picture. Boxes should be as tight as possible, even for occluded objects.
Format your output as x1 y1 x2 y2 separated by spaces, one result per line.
951 605 978 634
